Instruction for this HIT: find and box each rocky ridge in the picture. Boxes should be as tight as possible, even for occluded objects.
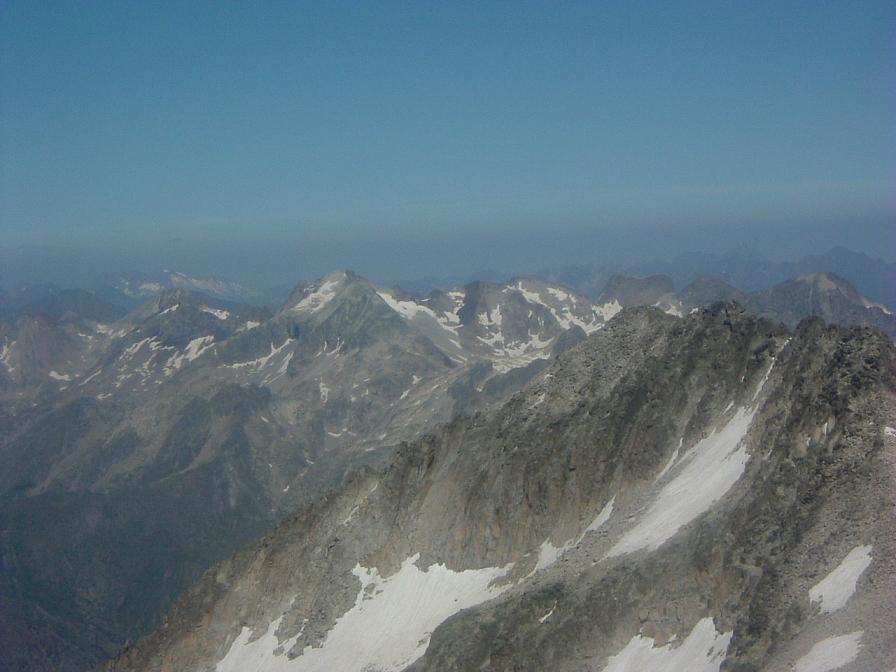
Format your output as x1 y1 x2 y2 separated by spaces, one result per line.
102 305 896 672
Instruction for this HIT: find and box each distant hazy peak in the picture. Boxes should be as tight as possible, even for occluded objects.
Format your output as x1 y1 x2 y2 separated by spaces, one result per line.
598 274 676 307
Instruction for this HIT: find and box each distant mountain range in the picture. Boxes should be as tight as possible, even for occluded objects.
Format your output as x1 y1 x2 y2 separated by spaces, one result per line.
90 269 291 309
1 253 894 671
594 271 895 340
537 245 896 309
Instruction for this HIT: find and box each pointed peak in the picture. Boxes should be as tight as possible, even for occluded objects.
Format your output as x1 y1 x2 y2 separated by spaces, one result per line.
283 269 372 315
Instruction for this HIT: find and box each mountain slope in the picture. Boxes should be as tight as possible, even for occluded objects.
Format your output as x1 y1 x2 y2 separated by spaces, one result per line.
102 305 896 672
0 270 613 672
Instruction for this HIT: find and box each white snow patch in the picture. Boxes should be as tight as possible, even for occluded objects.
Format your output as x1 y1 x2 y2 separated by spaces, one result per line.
595 299 623 322
794 631 863 672
164 336 215 372
121 337 153 359
319 380 329 403
477 304 503 327
483 331 555 373
532 497 615 574
201 306 231 320
752 341 787 402
48 370 72 381
158 303 179 315
809 545 872 614
533 540 567 572
546 287 569 302
538 605 556 624
242 320 261 330
0 340 15 369
229 340 291 371
290 275 342 314
514 281 604 333
885 426 896 438
583 496 615 536
215 554 512 672
78 368 103 385
607 407 754 557
600 617 732 672
655 438 683 482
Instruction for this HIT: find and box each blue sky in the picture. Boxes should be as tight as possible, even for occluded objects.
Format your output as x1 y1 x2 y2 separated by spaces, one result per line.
1 1 893 260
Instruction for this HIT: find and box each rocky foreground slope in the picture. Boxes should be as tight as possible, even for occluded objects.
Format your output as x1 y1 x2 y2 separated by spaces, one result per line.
104 305 896 671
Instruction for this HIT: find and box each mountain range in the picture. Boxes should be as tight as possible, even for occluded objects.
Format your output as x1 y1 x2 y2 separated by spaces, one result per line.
0 271 625 671
102 304 896 672
1 259 894 671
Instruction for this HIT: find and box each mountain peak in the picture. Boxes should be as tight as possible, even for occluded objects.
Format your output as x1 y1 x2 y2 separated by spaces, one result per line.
281 269 379 316
598 274 675 307
795 271 852 291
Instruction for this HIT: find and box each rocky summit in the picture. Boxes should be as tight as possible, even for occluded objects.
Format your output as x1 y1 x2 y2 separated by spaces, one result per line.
102 305 896 672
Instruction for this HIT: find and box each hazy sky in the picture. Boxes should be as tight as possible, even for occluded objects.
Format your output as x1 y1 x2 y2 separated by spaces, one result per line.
1 1 894 278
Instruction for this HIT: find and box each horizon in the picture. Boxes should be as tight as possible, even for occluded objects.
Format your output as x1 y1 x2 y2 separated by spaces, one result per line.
2 1 894 282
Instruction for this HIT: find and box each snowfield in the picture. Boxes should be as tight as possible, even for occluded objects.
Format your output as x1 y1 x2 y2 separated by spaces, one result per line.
600 617 732 672
793 631 863 672
607 407 754 557
809 545 872 614
215 554 513 672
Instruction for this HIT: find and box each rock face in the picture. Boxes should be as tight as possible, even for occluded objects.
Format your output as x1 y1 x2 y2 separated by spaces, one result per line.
0 271 617 671
102 305 896 672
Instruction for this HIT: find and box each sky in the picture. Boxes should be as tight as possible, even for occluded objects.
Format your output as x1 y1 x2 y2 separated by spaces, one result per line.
1 1 894 285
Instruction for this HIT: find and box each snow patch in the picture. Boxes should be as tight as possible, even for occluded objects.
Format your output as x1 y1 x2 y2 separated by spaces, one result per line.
48 370 72 381
215 554 512 672
794 631 863 672
655 439 683 482
229 341 291 371
595 299 623 322
78 368 103 385
201 306 231 320
583 496 615 535
290 275 343 314
607 407 754 557
809 545 872 614
164 336 215 373
600 617 731 672
0 340 14 371
532 497 615 574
